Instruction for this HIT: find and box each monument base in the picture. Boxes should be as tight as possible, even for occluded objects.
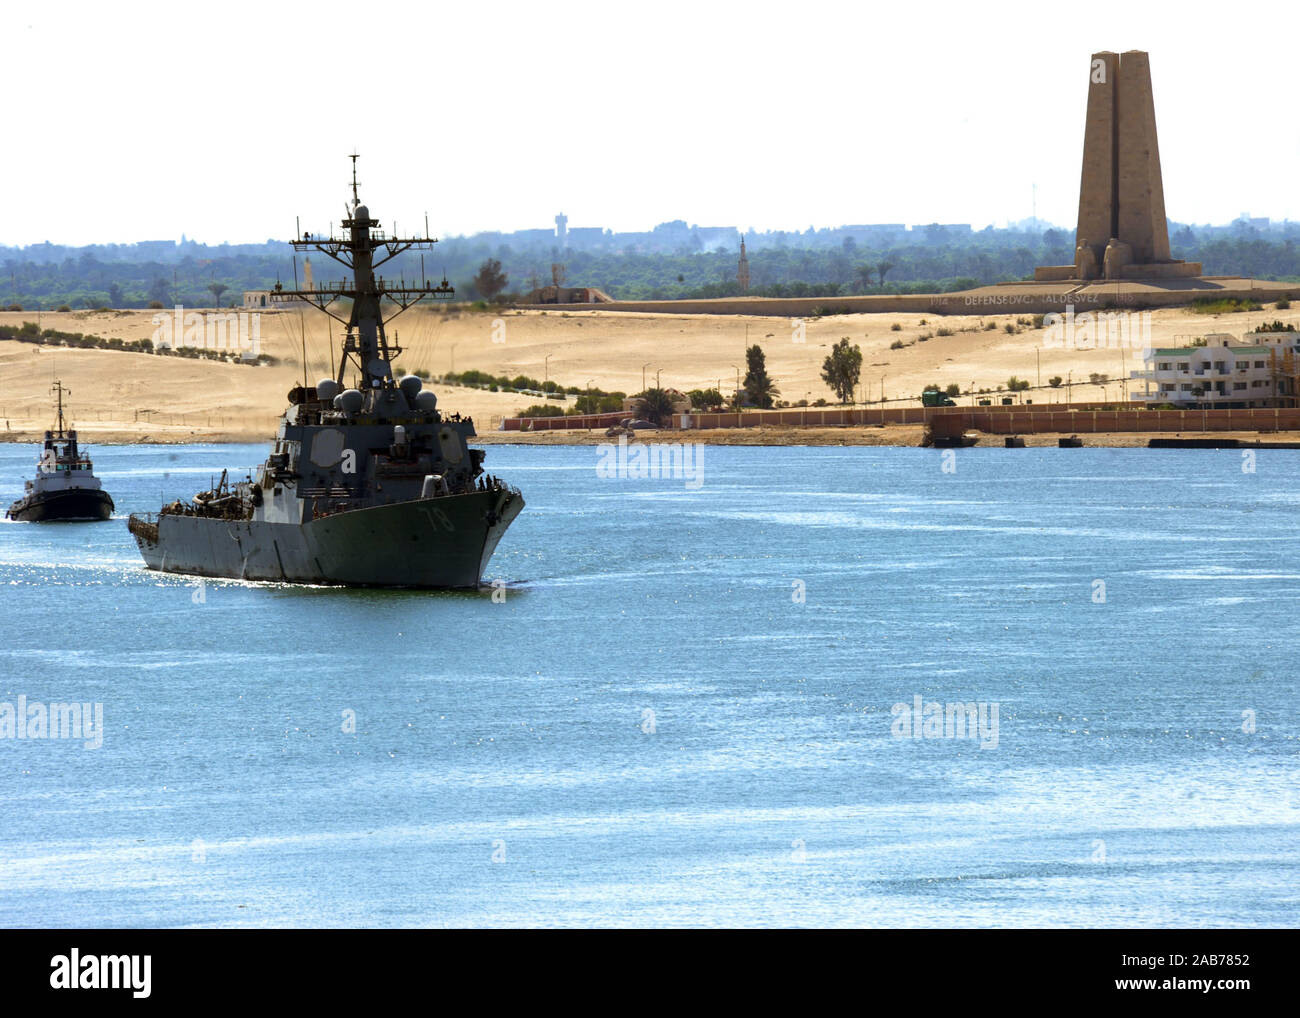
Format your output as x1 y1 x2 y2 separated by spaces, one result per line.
1033 260 1204 283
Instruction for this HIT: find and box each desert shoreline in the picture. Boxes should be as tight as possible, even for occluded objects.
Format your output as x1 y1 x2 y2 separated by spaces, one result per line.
5 302 1300 455
6 425 1300 449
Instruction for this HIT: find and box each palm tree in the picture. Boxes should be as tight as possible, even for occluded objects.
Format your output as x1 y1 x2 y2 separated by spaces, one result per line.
207 282 229 309
639 387 676 425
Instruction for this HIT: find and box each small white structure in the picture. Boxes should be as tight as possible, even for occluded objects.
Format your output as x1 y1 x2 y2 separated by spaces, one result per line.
1131 331 1300 407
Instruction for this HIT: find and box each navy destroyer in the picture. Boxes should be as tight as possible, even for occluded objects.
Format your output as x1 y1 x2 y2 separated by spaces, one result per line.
127 159 523 587
7 381 115 522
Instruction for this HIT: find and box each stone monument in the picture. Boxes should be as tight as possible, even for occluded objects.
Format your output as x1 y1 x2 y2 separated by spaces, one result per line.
1036 51 1201 282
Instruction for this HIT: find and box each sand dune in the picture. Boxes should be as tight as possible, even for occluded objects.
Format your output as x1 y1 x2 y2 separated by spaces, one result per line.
2 300 1297 443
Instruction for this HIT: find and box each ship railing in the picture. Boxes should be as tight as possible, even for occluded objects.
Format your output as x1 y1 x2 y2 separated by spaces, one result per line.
310 499 361 520
389 478 520 507
126 513 159 544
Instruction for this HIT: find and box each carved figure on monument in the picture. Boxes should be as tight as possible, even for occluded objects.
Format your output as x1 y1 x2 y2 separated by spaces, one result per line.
1102 237 1132 280
1074 238 1099 280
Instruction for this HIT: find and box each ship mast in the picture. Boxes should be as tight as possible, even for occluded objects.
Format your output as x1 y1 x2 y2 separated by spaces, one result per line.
273 155 454 397
52 379 68 437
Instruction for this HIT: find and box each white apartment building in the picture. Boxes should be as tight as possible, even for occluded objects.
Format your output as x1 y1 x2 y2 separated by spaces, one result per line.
1131 330 1300 408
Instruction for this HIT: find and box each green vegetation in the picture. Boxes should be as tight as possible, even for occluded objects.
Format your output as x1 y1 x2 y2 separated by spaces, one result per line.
471 258 509 301
0 321 275 364
820 337 862 403
742 344 779 409
1189 297 1263 314
5 224 1300 310
686 388 724 410
515 404 565 418
462 366 625 418
637 387 677 425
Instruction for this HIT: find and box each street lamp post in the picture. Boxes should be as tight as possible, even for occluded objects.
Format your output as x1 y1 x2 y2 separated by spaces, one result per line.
642 362 651 392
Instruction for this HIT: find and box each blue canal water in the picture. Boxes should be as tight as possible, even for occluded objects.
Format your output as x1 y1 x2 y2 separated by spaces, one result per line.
0 440 1297 928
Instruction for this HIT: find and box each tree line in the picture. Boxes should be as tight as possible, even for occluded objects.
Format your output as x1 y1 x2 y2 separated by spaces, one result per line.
6 227 1299 309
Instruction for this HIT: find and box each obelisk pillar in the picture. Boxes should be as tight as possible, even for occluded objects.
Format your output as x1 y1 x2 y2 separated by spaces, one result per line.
1075 51 1119 267
1114 50 1171 263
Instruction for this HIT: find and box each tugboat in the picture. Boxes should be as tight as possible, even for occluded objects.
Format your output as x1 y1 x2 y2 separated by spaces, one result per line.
127 157 524 587
6 381 115 522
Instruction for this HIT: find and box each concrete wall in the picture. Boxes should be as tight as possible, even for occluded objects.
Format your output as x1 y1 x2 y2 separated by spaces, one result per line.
502 403 1300 435
513 281 1298 318
963 407 1300 434
501 411 626 431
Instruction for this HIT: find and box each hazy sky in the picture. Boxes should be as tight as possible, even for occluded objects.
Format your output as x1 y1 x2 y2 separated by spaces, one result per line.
3 0 1297 245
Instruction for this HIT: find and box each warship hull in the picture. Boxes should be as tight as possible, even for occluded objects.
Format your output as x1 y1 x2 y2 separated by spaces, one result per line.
129 487 523 588
7 488 114 523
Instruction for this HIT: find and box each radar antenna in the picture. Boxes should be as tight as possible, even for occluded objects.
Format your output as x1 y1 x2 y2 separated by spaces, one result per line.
271 154 455 395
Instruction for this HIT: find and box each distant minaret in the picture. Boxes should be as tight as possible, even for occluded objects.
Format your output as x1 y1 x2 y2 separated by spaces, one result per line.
303 256 314 291
555 213 568 248
737 235 750 292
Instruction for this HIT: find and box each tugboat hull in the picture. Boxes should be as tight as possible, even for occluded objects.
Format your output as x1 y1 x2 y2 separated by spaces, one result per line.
7 488 114 523
129 487 523 588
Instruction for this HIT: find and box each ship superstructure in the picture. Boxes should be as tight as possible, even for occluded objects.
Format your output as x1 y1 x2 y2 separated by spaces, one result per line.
127 159 523 586
6 381 114 523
